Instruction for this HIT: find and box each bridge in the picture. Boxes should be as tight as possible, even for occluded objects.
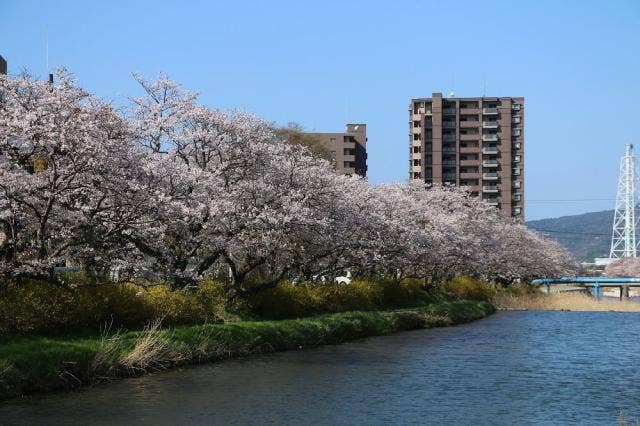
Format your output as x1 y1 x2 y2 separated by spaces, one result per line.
531 277 640 300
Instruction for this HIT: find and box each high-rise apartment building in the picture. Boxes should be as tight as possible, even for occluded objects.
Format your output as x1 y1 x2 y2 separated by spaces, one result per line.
0 55 7 75
308 123 368 177
409 93 524 219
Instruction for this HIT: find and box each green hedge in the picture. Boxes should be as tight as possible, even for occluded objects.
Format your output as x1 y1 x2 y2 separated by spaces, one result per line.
0 278 435 335
0 280 229 335
245 279 433 319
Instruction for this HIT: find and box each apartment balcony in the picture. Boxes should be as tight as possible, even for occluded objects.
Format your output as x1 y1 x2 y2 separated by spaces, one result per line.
460 145 479 153
483 172 499 180
459 108 480 115
460 172 480 179
411 164 422 173
485 198 499 206
482 134 498 142
443 122 456 129
412 127 421 134
482 107 498 114
343 154 356 162
512 104 522 111
483 160 499 168
482 147 499 155
412 114 422 121
460 133 480 141
443 134 456 142
459 159 478 167
442 108 457 115
412 152 422 160
482 121 499 129
482 186 499 193
459 120 480 128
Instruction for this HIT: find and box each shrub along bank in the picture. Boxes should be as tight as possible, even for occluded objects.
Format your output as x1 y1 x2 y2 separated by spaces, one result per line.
0 278 435 335
0 300 494 400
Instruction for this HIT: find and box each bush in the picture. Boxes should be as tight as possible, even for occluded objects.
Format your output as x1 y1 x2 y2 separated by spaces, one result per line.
0 277 468 334
0 279 228 335
443 277 495 302
245 279 431 319
502 282 537 296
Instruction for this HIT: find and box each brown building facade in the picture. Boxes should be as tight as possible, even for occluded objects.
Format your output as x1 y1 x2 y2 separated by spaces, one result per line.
409 93 524 219
308 123 367 177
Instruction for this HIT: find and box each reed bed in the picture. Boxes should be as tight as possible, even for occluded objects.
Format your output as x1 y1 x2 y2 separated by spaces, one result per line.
493 292 640 312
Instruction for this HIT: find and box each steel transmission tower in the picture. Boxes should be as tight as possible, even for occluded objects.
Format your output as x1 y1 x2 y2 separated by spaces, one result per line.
610 144 639 258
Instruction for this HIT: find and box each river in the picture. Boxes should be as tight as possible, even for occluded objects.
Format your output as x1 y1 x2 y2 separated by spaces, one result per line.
1 311 640 425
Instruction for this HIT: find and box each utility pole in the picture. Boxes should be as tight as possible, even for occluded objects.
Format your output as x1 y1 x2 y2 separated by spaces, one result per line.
610 144 638 258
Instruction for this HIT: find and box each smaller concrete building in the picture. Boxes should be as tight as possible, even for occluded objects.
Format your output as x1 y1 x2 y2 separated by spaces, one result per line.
307 123 368 177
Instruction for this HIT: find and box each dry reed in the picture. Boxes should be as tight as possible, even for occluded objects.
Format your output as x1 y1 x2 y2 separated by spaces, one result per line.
494 292 640 312
119 319 184 372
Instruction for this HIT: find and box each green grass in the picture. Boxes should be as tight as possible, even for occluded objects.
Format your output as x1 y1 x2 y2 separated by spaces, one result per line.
0 300 494 400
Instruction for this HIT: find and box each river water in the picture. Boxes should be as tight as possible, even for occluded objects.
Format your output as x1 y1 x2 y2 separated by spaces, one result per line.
1 311 640 425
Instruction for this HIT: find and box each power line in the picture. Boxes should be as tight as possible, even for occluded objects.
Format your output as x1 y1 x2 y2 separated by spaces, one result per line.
527 198 615 203
530 228 610 237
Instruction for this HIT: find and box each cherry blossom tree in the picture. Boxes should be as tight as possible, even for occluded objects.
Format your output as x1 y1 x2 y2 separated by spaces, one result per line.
0 70 579 295
0 69 148 280
604 258 640 277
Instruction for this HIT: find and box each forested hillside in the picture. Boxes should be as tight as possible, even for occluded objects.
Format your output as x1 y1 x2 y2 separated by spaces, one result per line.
527 210 613 262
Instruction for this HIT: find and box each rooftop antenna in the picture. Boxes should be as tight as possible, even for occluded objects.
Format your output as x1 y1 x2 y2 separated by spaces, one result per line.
44 26 49 75
610 143 639 258
448 73 455 98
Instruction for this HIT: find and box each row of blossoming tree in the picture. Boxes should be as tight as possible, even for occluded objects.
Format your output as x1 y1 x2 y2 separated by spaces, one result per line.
0 70 579 298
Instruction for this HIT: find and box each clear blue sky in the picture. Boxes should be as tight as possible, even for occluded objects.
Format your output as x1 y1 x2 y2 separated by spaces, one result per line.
1 0 639 220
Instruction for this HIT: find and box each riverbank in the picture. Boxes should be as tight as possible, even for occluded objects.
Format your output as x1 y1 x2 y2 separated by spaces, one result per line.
493 292 640 312
0 300 494 401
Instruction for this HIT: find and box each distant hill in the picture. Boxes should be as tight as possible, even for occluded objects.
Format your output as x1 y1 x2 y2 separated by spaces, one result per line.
526 210 613 262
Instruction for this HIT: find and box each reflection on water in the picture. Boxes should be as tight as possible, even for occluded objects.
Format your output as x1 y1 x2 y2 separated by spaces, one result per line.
1 311 640 425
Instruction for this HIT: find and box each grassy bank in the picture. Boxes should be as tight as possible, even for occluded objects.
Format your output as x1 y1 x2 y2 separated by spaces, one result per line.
493 292 640 312
0 300 494 400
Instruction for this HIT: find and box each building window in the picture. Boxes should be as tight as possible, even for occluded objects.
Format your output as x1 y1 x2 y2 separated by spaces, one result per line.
512 207 522 215
512 116 521 124
512 167 521 175
512 180 521 189
512 129 522 136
